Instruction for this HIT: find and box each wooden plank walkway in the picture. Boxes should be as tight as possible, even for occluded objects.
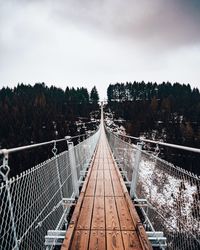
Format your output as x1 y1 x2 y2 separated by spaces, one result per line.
61 127 152 250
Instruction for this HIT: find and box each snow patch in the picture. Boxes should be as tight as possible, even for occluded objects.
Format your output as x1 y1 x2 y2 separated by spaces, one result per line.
138 157 199 232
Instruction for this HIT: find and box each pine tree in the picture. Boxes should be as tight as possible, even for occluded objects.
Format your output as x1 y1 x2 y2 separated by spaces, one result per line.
90 86 99 104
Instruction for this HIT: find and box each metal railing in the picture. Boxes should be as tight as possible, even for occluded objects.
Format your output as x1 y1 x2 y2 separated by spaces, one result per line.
0 129 100 250
106 128 200 250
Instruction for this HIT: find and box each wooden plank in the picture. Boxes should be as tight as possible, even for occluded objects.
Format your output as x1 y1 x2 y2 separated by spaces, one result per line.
122 231 143 250
93 162 99 170
104 179 114 196
61 224 75 250
124 193 141 227
91 197 105 230
70 230 90 250
104 169 111 180
89 231 106 250
85 180 96 196
95 152 100 158
81 167 93 193
115 197 135 230
106 231 124 250
105 197 120 230
76 197 94 230
69 192 84 225
136 224 153 250
112 163 129 195
103 161 110 170
61 192 86 249
109 164 115 170
112 179 124 197
95 179 104 196
110 169 119 180
98 160 104 169
90 170 97 179
118 174 129 195
97 170 104 179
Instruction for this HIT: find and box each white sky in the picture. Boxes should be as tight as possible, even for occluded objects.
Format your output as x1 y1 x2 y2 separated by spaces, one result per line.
0 0 200 99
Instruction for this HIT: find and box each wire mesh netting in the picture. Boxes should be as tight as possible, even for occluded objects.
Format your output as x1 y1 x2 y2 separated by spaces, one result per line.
0 129 100 250
106 128 200 250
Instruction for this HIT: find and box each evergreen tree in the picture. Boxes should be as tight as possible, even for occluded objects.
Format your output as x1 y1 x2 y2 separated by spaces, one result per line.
0 83 100 177
106 81 200 175
90 86 99 104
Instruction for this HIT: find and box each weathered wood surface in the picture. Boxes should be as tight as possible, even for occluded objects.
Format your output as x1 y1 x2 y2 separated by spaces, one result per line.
61 127 152 250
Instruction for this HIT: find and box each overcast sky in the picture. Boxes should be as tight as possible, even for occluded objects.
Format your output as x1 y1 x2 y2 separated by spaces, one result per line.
0 0 200 99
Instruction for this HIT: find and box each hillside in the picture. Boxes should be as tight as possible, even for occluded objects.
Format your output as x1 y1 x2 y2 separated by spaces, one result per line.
0 83 100 176
107 82 200 175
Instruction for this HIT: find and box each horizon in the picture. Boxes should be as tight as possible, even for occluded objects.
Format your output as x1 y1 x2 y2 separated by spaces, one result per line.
1 80 200 101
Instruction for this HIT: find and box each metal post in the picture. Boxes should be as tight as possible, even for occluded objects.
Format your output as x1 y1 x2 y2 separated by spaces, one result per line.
0 152 19 250
67 139 79 197
52 142 64 206
130 142 143 198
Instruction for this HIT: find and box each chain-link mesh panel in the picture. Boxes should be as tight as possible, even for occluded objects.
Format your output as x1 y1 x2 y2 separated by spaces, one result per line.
0 129 100 250
0 154 70 250
74 129 100 180
106 130 137 181
138 152 200 250
106 128 200 250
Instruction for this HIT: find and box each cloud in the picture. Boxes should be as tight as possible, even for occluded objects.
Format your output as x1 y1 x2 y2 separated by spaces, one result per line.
0 0 200 99
1 0 200 54
50 0 200 50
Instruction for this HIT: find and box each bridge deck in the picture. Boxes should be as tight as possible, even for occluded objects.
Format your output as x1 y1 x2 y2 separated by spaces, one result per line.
61 128 152 250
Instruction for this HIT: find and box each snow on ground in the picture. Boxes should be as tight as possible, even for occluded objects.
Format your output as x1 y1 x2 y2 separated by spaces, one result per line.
105 109 199 236
138 157 199 232
104 112 126 135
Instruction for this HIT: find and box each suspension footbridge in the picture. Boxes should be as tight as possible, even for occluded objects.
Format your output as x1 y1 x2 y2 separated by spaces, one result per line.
61 120 152 249
0 106 199 250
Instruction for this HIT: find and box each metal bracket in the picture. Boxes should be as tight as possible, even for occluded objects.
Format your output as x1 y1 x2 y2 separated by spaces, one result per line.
0 150 10 180
78 180 84 185
134 198 148 207
62 198 76 206
80 170 88 176
45 230 66 246
124 181 131 187
52 141 58 156
120 170 127 176
146 231 167 248
65 136 71 141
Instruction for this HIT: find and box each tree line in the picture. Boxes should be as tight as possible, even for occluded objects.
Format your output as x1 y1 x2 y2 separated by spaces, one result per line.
107 82 200 175
0 83 99 177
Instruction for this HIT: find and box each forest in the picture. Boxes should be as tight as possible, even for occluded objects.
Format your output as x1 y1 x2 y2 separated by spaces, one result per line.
1 81 200 176
107 82 200 175
0 83 99 176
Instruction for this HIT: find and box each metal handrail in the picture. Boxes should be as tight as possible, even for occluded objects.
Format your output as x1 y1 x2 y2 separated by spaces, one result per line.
115 132 200 154
106 126 200 249
0 134 86 156
0 128 101 250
